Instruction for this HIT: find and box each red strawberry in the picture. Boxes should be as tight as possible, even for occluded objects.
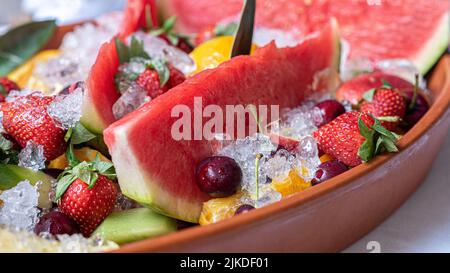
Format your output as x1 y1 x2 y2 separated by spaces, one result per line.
336 72 413 105
360 88 406 130
136 65 185 98
1 95 67 160
313 111 399 167
56 150 118 236
0 77 19 102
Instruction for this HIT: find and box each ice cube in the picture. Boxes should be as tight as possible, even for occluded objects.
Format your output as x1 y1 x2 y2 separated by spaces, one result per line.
47 86 84 129
219 133 277 197
263 149 294 180
341 57 374 82
133 32 196 75
18 141 46 171
280 104 319 138
256 190 282 208
112 83 150 120
0 180 40 231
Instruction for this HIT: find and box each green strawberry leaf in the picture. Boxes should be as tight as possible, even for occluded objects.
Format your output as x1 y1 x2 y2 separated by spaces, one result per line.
92 155 116 179
374 137 384 155
149 59 170 87
129 36 150 60
358 116 373 139
65 144 80 167
362 88 376 102
381 79 393 88
55 174 77 201
115 38 130 64
381 136 398 153
358 136 375 162
372 122 399 142
166 33 180 46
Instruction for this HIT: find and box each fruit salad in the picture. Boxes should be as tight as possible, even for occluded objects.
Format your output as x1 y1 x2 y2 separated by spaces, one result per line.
0 0 445 252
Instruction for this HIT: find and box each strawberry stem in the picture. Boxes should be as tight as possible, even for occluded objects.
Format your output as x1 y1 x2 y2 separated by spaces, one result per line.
409 74 419 111
255 153 262 201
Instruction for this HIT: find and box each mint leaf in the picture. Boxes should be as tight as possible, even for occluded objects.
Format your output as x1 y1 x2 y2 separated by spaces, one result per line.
381 137 398 153
162 16 177 32
115 38 130 64
70 122 97 145
215 23 238 36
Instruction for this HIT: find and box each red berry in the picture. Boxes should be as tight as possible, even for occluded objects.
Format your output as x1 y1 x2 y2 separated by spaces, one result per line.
0 77 19 102
311 160 348 186
336 72 413 105
136 65 185 98
59 176 118 236
1 95 67 160
34 211 80 236
401 91 429 130
196 156 242 197
315 99 346 127
360 88 406 130
313 112 374 167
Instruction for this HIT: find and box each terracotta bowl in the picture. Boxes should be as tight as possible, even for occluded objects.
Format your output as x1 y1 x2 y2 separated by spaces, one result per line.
45 25 450 253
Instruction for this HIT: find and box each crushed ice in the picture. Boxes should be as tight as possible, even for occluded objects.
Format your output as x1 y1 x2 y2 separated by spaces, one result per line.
112 82 150 120
18 141 46 171
132 32 196 75
0 180 40 231
47 86 84 129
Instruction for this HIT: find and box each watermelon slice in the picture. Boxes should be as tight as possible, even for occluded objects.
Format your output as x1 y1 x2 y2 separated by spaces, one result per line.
160 0 449 74
81 0 158 134
119 0 158 39
103 21 341 222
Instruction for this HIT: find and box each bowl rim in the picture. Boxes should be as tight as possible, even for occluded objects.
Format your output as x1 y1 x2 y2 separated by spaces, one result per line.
114 55 450 252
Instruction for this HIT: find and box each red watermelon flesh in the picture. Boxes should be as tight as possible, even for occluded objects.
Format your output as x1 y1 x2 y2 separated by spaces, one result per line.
103 21 341 222
119 0 158 39
81 0 158 134
160 0 449 74
336 72 414 105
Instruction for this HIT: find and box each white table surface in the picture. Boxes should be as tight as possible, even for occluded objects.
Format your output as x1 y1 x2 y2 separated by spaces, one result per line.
344 129 450 253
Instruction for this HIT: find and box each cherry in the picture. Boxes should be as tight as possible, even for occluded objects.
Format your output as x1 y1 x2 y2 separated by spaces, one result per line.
401 90 429 130
235 204 255 215
196 156 242 197
34 211 80 236
315 99 346 127
44 168 63 179
311 160 348 186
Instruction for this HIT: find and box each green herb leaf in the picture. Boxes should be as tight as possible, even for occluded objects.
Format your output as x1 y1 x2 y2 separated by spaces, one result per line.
381 137 398 153
362 88 376 102
149 59 170 86
115 38 130 64
70 122 97 145
55 174 77 201
372 122 399 142
65 144 80 167
358 116 375 162
0 20 56 76
166 33 180 46
374 137 384 155
162 16 177 32
215 23 239 36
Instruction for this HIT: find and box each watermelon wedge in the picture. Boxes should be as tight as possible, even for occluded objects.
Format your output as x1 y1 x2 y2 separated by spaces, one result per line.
81 0 158 134
119 0 158 39
160 0 449 74
103 21 341 222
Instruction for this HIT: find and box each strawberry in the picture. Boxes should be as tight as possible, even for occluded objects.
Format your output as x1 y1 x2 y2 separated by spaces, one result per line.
136 65 185 98
1 94 67 160
56 146 118 236
336 72 413 105
313 111 400 167
0 77 19 102
360 87 406 130
115 37 186 98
